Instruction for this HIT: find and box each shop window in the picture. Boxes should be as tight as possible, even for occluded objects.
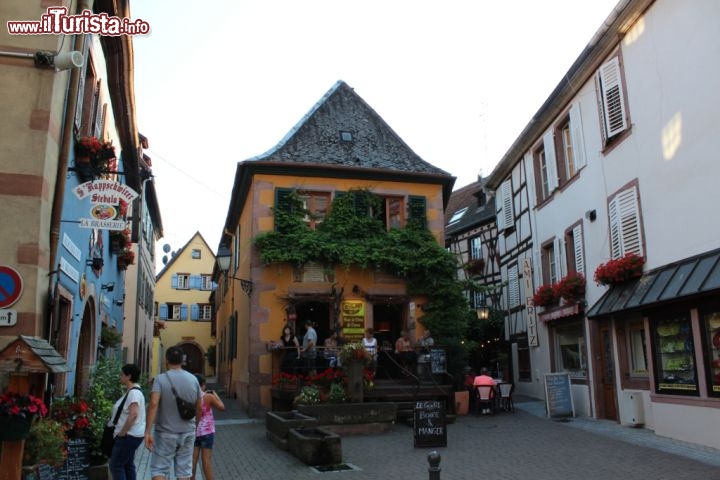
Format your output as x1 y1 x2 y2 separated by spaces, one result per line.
701 307 720 397
554 322 587 378
652 312 698 396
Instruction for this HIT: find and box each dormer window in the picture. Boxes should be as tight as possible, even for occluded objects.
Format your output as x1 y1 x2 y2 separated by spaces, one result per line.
448 207 468 226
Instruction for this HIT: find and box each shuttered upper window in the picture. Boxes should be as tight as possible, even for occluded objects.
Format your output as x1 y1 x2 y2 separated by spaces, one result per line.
608 185 643 259
496 179 514 233
598 55 630 144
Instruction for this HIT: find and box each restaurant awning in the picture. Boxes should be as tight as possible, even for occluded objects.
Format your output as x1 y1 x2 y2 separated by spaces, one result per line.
587 248 720 318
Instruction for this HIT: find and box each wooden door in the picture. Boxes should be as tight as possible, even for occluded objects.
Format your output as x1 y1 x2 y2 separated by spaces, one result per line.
598 324 618 420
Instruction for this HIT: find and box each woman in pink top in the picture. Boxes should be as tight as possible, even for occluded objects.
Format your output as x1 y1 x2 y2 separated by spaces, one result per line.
192 374 225 480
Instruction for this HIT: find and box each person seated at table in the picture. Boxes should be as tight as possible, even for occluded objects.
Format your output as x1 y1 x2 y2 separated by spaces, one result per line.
394 330 416 375
473 367 496 414
323 331 339 368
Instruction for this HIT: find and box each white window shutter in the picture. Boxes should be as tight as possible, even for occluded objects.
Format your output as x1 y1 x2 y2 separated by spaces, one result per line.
508 265 520 308
599 57 628 138
569 104 586 170
609 186 642 258
501 179 514 229
617 187 642 256
543 131 558 191
573 225 585 275
495 189 505 232
553 237 565 282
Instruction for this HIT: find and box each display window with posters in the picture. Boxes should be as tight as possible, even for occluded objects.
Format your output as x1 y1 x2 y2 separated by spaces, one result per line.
701 306 720 397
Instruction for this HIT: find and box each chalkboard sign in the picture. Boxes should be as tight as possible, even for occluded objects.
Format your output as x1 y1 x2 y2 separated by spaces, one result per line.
429 348 446 374
544 373 575 419
413 400 447 448
55 437 89 480
37 463 56 480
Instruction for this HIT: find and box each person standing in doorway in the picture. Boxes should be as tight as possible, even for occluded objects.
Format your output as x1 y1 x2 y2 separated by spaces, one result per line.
300 319 317 377
191 374 225 480
279 325 300 373
145 346 202 480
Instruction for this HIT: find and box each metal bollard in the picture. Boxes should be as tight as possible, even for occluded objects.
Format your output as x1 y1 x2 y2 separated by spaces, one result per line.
427 451 441 480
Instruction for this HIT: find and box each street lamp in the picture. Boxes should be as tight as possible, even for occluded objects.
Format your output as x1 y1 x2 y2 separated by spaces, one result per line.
476 304 490 320
216 245 252 296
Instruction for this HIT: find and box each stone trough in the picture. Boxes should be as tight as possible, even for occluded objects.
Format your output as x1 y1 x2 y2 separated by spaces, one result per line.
287 427 342 466
265 410 318 451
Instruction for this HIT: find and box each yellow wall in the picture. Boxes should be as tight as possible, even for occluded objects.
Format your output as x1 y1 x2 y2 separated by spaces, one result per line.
218 172 442 413
154 233 216 376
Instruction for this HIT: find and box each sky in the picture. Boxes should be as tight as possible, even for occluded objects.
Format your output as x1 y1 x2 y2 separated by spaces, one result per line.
130 0 620 269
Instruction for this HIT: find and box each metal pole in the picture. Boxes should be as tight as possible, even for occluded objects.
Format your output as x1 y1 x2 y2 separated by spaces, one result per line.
427 451 441 480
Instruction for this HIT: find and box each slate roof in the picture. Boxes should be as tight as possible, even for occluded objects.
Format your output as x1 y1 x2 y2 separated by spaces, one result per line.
251 80 451 177
587 247 720 318
444 178 495 237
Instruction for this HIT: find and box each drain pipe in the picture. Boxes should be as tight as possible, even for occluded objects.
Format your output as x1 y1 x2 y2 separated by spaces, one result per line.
47 0 92 340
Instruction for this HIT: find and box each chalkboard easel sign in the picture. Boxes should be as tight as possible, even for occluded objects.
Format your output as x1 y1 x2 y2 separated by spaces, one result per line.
413 400 447 448
429 348 446 374
544 372 575 419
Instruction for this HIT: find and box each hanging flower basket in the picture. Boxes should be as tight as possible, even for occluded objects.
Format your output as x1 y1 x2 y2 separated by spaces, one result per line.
594 253 645 286
74 136 116 181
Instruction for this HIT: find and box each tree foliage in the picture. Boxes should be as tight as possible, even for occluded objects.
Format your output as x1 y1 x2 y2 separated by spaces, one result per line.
253 188 476 377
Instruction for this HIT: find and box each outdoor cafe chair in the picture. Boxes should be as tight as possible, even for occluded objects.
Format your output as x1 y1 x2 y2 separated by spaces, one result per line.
475 385 495 414
498 382 515 412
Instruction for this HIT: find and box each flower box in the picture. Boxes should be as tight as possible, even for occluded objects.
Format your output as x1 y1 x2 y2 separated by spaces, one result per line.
464 258 485 276
532 284 558 307
594 253 645 286
556 272 586 303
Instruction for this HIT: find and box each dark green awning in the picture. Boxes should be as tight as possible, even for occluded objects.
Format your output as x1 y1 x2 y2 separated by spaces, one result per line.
587 248 720 318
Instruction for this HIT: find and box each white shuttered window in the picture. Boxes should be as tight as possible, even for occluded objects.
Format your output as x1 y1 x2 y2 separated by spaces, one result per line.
608 186 643 259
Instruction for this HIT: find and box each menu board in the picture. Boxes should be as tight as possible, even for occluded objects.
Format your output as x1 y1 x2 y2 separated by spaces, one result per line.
544 373 575 419
55 437 89 480
413 400 446 448
429 348 446 374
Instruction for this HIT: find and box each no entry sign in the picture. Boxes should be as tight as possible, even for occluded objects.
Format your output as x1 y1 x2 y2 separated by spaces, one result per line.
0 266 23 309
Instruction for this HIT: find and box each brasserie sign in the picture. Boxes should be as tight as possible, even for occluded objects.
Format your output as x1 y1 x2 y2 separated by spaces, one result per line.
73 180 138 231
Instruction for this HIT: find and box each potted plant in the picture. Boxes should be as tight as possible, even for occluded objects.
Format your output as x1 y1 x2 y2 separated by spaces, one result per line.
464 258 485 276
594 253 645 286
100 325 123 349
532 284 558 307
556 272 586 303
50 397 92 439
272 372 304 390
109 228 130 254
338 343 371 366
117 247 135 270
0 392 48 441
74 136 117 182
23 418 68 470
294 385 321 405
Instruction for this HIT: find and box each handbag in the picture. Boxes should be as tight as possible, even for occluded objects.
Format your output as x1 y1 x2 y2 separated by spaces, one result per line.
165 373 197 420
102 387 140 457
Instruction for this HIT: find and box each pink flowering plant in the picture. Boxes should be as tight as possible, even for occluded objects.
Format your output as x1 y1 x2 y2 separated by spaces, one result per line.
594 253 645 286
556 272 586 302
0 392 48 419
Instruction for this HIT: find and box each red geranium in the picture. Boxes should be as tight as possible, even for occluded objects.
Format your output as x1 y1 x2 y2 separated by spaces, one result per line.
51 398 92 437
532 284 558 307
0 392 48 419
594 253 645 286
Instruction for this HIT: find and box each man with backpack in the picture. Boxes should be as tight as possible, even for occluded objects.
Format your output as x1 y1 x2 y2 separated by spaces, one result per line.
145 346 202 480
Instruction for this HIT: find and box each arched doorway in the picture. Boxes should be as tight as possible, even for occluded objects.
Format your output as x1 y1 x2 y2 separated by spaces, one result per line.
179 342 204 375
74 300 96 398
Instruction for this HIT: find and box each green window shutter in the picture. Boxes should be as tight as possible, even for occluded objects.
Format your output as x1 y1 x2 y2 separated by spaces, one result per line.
408 195 427 229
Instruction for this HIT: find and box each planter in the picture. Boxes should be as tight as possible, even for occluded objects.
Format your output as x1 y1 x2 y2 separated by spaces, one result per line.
287 427 342 466
87 462 109 480
296 402 397 425
0 416 32 441
265 410 318 451
346 361 364 403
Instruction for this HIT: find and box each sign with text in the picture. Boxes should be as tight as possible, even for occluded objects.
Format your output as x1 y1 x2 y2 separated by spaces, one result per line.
413 400 446 448
544 372 575 419
341 300 365 341
73 180 137 231
0 309 18 327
